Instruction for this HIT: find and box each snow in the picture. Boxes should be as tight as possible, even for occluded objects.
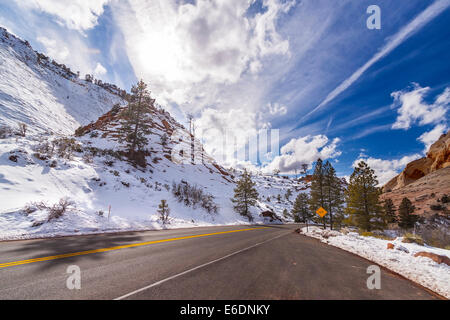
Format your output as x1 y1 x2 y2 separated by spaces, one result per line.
301 226 450 299
0 27 312 241
0 28 124 135
0 124 306 240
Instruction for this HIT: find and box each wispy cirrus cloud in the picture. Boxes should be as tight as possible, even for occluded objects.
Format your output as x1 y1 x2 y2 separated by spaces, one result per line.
302 0 450 120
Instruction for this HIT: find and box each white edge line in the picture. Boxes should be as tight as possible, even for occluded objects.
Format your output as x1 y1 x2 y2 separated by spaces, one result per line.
114 231 290 300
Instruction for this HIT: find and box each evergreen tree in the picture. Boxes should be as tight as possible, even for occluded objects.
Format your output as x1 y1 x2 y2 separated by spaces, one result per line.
285 189 292 201
345 161 383 231
282 208 290 219
119 80 154 164
323 161 345 230
398 197 418 229
292 193 311 223
231 170 259 221
382 198 397 225
309 158 327 229
157 199 170 225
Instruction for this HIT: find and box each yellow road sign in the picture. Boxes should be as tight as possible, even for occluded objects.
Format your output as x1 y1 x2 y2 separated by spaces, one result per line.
316 207 327 218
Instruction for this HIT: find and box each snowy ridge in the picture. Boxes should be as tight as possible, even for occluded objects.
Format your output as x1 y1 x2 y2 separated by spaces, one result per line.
0 27 125 135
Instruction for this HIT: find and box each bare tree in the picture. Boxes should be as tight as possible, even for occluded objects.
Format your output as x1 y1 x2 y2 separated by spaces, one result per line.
18 122 27 137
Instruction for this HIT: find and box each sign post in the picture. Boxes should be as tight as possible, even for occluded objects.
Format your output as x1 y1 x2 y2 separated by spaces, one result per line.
316 207 328 229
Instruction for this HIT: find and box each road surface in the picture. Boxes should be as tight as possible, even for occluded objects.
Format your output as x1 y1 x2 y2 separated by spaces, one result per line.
0 224 439 299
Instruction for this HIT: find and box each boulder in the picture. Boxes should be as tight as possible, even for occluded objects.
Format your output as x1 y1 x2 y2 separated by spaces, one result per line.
387 243 395 250
260 211 281 222
396 245 409 253
414 252 450 266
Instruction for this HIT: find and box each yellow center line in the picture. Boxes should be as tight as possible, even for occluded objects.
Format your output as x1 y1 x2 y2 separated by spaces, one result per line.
0 227 268 269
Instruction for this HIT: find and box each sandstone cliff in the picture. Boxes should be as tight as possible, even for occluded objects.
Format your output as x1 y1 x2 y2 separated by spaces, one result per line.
384 131 450 192
381 131 450 217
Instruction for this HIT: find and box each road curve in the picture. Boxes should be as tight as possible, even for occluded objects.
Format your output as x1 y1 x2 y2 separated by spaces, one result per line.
0 224 439 300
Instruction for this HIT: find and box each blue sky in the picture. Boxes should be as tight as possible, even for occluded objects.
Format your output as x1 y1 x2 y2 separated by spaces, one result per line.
0 0 449 184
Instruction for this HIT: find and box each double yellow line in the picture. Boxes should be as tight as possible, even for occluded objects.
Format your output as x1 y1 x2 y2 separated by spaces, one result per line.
0 227 267 269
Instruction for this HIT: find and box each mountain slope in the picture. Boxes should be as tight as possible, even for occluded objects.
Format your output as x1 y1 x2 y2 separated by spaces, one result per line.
382 131 450 218
0 28 307 240
0 27 125 135
384 131 450 192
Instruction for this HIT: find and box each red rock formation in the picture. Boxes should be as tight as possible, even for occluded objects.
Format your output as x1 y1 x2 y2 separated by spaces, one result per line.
381 131 450 218
384 131 450 191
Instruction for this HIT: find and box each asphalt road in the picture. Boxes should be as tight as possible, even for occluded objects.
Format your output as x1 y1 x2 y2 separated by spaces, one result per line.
0 224 440 300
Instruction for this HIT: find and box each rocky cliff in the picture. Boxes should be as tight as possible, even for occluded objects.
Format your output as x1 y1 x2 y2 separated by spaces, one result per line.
384 131 450 192
381 131 450 217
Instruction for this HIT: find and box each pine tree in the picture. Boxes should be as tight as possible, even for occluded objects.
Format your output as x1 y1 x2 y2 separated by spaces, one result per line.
157 199 170 225
345 161 383 231
285 189 292 201
398 197 419 229
283 208 290 219
292 193 311 223
323 161 345 230
382 198 397 225
119 80 154 165
231 170 259 221
309 158 327 229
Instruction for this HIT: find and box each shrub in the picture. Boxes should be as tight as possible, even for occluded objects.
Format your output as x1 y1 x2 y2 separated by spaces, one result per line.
53 137 82 159
441 194 449 204
111 103 121 115
157 199 171 225
32 198 75 223
172 181 219 214
104 160 114 167
23 204 37 215
32 138 54 158
358 230 394 241
402 233 424 246
17 122 27 137
430 204 444 211
74 126 85 137
111 170 120 177
0 125 14 139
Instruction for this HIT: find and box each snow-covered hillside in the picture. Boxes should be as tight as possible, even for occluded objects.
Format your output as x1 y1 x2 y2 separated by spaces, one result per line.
0 27 125 135
0 105 306 239
0 28 309 240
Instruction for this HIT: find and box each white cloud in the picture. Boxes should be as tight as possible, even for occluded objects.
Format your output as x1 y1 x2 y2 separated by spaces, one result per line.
36 31 101 77
391 84 448 130
111 0 293 108
418 124 448 153
304 0 450 118
264 135 341 174
94 62 107 77
353 154 421 186
16 0 109 32
37 36 69 61
195 107 259 165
